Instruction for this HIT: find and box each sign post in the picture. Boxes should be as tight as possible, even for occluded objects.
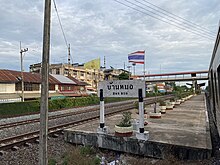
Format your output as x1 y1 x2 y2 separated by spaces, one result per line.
97 89 108 134
99 89 105 128
98 80 149 140
138 89 144 134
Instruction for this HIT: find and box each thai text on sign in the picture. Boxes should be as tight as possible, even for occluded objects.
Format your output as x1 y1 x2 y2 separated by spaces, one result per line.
98 80 146 98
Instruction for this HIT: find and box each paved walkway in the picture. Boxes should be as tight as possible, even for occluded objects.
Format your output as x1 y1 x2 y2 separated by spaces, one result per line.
67 94 211 151
145 94 211 149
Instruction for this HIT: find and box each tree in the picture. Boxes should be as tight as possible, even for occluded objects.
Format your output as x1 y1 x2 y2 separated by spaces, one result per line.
118 72 129 80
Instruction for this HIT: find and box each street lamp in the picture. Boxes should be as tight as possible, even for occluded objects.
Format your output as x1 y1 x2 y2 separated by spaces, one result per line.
20 41 28 102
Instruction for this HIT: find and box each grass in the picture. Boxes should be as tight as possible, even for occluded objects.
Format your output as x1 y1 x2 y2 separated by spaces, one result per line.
56 146 101 165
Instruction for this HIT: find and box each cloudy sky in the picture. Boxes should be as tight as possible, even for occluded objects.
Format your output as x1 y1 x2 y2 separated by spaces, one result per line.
0 0 219 75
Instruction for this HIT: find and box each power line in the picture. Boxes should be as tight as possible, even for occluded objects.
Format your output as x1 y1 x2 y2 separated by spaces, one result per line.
123 0 214 39
141 0 215 35
53 0 74 68
133 0 214 38
135 0 215 37
113 0 214 40
53 0 68 48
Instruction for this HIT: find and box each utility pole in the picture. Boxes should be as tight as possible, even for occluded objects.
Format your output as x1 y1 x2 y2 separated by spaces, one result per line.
20 42 28 102
104 56 106 69
68 44 71 76
39 0 51 165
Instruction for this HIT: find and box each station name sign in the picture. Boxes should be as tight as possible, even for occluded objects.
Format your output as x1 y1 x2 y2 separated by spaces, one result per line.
98 80 146 98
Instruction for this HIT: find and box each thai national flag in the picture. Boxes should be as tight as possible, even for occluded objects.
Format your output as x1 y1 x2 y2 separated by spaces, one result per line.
128 51 145 64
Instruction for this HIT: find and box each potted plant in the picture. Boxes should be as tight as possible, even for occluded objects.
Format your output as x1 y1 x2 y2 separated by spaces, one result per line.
175 94 182 106
166 102 173 110
115 112 133 137
170 98 176 108
159 100 166 114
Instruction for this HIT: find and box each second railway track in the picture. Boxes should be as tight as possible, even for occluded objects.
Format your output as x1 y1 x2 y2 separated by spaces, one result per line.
0 95 173 151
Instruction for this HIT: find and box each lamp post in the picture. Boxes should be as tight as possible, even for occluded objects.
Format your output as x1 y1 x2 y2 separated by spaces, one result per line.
20 42 28 102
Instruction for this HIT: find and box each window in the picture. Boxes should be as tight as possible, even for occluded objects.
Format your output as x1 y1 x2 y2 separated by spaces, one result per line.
15 83 22 91
211 70 216 120
24 83 32 91
49 84 55 90
214 72 218 104
32 84 40 91
217 65 220 103
61 86 64 91
56 68 60 74
73 71 77 75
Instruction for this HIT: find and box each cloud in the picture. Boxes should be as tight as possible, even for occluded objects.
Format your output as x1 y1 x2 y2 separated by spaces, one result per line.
0 0 219 75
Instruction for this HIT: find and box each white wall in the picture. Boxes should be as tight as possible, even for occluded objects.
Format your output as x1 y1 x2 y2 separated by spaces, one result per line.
0 83 15 93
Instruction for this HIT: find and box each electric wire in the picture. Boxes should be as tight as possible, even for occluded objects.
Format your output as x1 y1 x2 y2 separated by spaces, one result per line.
53 0 69 48
123 0 214 39
113 0 214 40
53 0 74 65
135 0 215 37
141 0 215 35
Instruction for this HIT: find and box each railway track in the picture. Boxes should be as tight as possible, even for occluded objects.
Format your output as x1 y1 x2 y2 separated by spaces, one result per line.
0 95 173 151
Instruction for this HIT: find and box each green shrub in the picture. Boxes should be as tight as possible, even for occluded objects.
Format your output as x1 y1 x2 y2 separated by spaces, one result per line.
48 158 57 165
0 96 130 117
0 100 40 116
158 100 166 106
91 156 101 165
117 111 132 127
80 146 95 156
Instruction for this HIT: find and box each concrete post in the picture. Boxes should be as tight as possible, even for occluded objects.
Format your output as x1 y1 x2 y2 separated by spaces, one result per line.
100 89 105 128
20 41 28 102
39 0 51 164
138 88 144 133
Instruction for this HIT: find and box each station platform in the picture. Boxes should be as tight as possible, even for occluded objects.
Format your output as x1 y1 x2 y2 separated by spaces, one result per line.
64 94 212 160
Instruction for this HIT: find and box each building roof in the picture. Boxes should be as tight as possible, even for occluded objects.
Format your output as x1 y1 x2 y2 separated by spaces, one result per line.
51 74 76 84
67 76 89 86
0 69 59 84
0 70 18 83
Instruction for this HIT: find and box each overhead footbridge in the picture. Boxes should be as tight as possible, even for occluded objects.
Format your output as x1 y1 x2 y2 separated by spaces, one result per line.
132 70 208 82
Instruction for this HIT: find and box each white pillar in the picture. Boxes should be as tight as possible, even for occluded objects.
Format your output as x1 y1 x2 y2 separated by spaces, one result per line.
136 88 149 140
100 100 105 128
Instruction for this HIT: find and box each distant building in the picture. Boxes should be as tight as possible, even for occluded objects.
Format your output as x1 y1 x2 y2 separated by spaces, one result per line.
0 69 88 102
29 62 104 90
146 83 154 93
156 83 166 93
104 68 130 80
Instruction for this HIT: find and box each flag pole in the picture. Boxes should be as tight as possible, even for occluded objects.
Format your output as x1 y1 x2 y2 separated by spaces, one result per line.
143 50 146 81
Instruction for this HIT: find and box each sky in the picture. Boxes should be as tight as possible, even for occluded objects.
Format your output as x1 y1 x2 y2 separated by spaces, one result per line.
0 0 220 75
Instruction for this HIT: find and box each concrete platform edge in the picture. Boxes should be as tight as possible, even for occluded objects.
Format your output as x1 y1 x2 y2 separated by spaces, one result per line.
64 130 212 160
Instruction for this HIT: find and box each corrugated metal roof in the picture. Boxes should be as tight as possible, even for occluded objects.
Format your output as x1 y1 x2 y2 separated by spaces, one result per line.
51 74 76 84
0 69 59 84
67 76 88 86
0 70 18 83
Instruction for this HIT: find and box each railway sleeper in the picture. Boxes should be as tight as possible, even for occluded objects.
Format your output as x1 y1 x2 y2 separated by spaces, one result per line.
11 146 19 151
35 139 39 144
24 142 32 147
51 133 59 138
0 150 5 156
